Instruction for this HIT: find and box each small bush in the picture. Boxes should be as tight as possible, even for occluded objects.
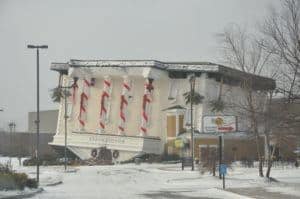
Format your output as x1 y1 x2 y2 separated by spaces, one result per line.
26 178 38 189
12 172 28 190
0 163 37 190
0 163 11 173
0 173 17 190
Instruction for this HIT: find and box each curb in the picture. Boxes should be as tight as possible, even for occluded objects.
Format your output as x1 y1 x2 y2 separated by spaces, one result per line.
0 188 43 199
44 181 63 187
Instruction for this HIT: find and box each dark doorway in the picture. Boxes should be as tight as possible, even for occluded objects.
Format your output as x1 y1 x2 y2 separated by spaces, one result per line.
98 147 112 164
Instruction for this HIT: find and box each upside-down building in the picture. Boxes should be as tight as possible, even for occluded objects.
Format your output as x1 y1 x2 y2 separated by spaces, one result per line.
50 60 275 162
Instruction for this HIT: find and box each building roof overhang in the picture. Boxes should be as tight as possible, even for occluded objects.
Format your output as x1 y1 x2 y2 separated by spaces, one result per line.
50 59 276 90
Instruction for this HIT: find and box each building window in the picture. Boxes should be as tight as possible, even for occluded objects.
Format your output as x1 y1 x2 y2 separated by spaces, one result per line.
168 80 178 102
184 109 191 128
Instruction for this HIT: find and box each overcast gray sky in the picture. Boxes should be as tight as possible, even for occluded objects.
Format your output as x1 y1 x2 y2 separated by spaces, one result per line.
0 0 279 131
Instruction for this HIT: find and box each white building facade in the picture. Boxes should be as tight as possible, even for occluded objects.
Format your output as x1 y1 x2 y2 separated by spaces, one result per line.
50 60 275 161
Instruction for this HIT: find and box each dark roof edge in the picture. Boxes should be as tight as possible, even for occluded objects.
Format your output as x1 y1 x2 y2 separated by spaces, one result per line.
50 60 275 90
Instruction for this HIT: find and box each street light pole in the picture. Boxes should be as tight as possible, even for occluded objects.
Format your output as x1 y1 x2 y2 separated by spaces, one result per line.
61 86 72 171
9 122 13 165
189 74 195 171
8 122 16 166
36 47 40 184
60 86 72 171
27 45 48 185
64 87 67 171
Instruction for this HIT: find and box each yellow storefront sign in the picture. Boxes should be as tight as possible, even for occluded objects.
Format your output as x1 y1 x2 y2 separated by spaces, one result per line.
174 139 184 148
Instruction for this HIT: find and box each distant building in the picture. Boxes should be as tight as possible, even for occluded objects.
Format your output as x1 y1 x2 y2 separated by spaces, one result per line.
0 110 59 157
50 60 275 162
28 110 58 134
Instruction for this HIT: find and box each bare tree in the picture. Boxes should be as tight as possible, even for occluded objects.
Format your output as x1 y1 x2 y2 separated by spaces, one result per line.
262 93 299 178
218 24 276 177
259 0 300 178
260 0 300 102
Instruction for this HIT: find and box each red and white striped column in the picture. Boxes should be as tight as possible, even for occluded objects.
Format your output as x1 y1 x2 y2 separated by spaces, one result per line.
78 79 91 129
118 76 131 135
99 76 112 132
140 78 154 136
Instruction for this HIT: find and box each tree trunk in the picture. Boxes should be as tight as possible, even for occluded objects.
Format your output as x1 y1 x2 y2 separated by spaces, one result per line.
255 134 264 177
266 145 276 178
266 160 272 178
249 90 264 177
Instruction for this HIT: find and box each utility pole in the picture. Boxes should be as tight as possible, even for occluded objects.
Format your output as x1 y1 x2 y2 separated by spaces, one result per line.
60 85 72 171
8 122 16 167
219 135 222 179
189 74 196 171
64 87 68 171
27 44 48 185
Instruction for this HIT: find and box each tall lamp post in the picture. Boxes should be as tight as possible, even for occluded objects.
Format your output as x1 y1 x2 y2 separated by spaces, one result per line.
27 44 48 184
189 74 196 171
8 122 16 165
0 109 3 130
60 86 72 171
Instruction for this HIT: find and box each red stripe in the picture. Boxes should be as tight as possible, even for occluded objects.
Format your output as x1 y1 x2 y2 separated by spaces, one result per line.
79 91 88 126
118 126 124 131
142 112 148 121
100 122 105 129
120 112 126 122
82 93 88 100
79 120 85 126
84 79 91 87
104 80 111 87
142 95 147 110
140 127 147 133
73 82 78 89
102 91 109 98
80 106 86 112
120 95 128 107
123 83 130 90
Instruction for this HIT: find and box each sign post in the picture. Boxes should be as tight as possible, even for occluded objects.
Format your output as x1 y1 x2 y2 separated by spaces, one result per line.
220 164 227 189
202 116 236 180
219 135 222 179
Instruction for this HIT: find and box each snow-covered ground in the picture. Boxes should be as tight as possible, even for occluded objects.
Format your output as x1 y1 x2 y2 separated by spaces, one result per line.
1 157 300 199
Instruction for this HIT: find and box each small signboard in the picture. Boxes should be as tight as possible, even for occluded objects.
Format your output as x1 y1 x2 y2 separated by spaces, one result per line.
174 139 184 148
220 164 227 175
203 116 237 133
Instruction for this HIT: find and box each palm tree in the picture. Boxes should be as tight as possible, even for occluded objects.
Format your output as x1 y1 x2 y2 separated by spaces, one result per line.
51 87 71 103
183 91 204 105
50 73 71 103
50 87 64 103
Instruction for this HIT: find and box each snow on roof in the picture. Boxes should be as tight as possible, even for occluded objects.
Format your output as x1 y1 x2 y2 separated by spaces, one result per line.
52 59 220 72
50 59 276 90
70 59 166 69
